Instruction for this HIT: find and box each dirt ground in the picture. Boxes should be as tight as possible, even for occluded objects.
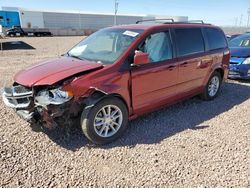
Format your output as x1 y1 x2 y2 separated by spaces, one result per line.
0 37 249 187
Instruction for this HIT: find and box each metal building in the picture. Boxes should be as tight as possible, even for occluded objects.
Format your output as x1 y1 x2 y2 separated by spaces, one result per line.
1 6 188 35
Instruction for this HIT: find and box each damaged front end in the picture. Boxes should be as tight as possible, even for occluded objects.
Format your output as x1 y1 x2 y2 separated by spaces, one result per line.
2 84 81 129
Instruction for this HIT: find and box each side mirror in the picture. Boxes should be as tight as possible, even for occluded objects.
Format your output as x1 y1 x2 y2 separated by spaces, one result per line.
133 51 149 66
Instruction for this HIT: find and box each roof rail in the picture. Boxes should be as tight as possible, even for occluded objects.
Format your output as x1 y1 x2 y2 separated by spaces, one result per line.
136 19 210 25
136 18 174 24
163 20 208 24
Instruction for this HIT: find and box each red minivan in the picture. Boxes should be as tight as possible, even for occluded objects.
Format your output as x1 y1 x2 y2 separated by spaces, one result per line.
2 20 230 144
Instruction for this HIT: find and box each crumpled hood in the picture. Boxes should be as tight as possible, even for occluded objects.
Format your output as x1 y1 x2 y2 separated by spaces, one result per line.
15 57 103 87
230 47 250 58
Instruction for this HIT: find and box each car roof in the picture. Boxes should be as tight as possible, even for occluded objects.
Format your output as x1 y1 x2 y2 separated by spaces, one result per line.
242 33 250 37
232 33 250 39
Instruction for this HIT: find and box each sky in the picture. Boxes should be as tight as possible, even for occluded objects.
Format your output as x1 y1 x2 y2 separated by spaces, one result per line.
1 0 250 26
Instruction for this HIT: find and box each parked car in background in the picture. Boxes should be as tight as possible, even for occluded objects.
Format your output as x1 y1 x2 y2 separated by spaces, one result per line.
228 33 250 79
0 24 6 50
0 24 6 38
226 34 240 41
6 26 52 37
2 20 230 144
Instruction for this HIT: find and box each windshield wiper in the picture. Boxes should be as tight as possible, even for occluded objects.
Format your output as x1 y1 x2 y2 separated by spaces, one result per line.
67 53 83 60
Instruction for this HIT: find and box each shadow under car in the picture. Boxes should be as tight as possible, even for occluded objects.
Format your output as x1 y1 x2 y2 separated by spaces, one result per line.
40 81 250 150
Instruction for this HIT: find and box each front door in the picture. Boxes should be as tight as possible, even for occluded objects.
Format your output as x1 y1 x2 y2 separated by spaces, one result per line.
131 30 178 114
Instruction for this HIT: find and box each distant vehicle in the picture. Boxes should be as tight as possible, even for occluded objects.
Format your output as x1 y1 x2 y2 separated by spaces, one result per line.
2 20 230 144
226 34 240 41
0 24 5 50
228 33 250 79
0 24 5 38
6 27 52 37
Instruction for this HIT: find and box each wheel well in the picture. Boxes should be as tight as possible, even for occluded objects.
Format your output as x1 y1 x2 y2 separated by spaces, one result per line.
215 68 224 79
87 90 129 111
110 94 129 111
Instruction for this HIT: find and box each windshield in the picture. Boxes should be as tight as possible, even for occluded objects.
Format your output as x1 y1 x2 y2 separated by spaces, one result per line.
229 34 250 48
68 28 143 64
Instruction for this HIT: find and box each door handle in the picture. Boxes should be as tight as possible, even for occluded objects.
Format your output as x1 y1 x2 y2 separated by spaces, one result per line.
167 65 177 71
198 59 212 68
180 62 188 67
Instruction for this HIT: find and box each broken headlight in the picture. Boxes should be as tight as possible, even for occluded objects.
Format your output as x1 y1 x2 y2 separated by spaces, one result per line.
35 88 73 106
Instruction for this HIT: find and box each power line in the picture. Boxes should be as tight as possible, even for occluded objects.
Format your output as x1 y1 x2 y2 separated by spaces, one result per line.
239 14 243 27
235 17 238 27
114 0 119 25
247 8 250 28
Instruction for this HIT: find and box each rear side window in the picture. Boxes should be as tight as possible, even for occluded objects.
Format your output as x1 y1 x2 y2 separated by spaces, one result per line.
175 28 205 57
205 28 227 50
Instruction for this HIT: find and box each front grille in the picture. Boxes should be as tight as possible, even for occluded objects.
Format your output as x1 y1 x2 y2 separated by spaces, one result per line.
229 71 239 75
16 98 30 104
230 62 240 65
14 85 31 94
2 85 33 109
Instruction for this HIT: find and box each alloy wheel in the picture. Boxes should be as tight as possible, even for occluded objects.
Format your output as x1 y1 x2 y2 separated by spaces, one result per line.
93 105 123 138
208 76 220 97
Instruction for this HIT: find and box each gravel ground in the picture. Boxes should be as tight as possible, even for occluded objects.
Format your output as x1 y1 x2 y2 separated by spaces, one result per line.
0 37 249 187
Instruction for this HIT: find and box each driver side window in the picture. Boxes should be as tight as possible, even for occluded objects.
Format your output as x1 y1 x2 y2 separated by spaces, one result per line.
139 31 173 63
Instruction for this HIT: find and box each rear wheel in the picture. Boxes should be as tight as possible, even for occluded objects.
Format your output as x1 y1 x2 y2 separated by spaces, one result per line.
201 71 222 100
81 97 128 144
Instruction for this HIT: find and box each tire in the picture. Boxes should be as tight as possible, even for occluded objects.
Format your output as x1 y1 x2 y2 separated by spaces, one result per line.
201 71 222 100
81 97 128 144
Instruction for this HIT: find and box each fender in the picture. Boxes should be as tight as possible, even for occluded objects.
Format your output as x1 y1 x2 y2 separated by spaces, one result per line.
77 87 132 122
202 62 225 87
67 70 133 115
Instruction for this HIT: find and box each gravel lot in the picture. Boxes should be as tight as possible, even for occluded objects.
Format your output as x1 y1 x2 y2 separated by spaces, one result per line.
0 37 249 187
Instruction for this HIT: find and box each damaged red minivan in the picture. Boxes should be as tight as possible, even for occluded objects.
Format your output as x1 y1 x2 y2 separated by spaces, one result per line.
2 20 230 144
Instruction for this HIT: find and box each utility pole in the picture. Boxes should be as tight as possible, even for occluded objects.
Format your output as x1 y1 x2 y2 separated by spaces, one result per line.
247 8 250 28
239 14 243 27
235 17 238 27
114 0 119 25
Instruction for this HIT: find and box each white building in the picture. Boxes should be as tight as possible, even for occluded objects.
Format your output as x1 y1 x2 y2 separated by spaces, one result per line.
1 6 188 35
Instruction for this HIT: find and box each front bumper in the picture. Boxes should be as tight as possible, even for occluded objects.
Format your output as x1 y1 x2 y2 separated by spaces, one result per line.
2 85 80 129
228 64 250 80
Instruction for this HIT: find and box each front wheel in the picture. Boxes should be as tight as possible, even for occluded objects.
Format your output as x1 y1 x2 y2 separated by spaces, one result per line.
81 97 128 144
201 71 222 100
